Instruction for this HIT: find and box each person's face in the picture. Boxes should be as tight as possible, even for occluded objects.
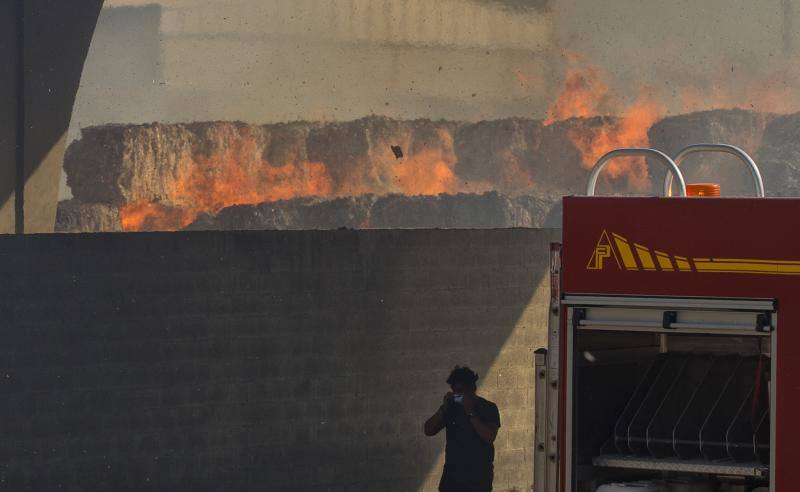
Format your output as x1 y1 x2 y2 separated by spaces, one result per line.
450 383 474 396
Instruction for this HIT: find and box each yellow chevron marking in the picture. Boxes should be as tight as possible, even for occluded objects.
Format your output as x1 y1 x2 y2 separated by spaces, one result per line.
634 243 657 271
654 251 674 271
587 231 800 275
694 257 800 265
612 233 638 271
693 258 800 275
674 255 692 272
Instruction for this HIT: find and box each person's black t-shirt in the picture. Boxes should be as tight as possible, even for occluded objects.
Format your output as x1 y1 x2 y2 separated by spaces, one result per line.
440 397 501 492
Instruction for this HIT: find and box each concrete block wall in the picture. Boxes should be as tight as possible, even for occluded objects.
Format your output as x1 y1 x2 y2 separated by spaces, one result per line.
0 228 558 491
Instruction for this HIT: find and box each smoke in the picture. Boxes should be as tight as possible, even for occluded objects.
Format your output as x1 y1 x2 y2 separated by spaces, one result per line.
472 0 551 11
551 0 800 115
65 0 800 203
78 0 800 128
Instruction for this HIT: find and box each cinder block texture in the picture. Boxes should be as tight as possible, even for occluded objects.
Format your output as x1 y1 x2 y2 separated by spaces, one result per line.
0 228 558 491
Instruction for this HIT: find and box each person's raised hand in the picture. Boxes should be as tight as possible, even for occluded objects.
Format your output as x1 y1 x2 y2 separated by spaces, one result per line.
442 391 454 410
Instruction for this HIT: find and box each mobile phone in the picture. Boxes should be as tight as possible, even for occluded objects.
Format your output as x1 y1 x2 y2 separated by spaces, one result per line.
453 394 464 404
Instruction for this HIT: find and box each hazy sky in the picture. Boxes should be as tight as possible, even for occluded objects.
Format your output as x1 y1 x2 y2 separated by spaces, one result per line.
73 0 554 127
105 0 551 9
79 0 797 126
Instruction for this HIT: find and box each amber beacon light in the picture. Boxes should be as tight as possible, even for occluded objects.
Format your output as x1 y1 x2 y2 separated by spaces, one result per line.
686 183 721 197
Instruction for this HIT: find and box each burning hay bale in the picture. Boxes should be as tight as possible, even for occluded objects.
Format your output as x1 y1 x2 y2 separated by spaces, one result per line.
305 117 461 196
186 195 377 231
185 192 561 231
64 121 333 230
367 192 558 229
57 110 800 232
535 116 623 194
756 113 800 197
453 118 541 195
55 199 123 233
57 192 560 232
59 116 587 232
648 109 776 195
452 116 637 197
64 123 199 206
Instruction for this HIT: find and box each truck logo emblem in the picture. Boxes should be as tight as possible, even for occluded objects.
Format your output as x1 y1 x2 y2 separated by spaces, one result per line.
586 230 800 275
586 230 620 270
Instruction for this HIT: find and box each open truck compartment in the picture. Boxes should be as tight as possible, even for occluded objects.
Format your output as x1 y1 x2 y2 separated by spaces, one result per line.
565 297 773 492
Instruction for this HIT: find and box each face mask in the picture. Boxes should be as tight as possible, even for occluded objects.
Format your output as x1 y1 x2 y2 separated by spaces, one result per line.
453 394 464 404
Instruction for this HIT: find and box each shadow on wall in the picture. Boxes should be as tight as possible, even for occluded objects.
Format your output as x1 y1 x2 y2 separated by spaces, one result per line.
0 228 556 490
0 0 103 233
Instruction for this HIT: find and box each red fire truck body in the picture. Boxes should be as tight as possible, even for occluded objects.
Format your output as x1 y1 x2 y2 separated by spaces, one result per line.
534 140 800 492
552 196 798 491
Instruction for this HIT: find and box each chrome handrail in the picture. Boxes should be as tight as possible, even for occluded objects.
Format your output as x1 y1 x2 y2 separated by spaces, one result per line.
586 148 687 197
664 143 765 197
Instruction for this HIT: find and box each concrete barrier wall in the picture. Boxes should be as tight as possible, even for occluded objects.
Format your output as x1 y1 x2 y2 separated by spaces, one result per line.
0 228 558 490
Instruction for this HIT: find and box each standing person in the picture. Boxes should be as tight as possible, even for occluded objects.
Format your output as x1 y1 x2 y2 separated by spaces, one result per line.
424 366 501 492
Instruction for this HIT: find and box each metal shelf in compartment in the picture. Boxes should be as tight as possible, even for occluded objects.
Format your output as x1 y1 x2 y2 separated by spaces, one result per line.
611 355 667 455
646 355 715 458
627 354 688 455
600 353 770 464
592 454 768 478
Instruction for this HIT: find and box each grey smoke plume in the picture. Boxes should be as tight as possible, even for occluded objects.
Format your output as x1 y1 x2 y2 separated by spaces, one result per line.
474 0 551 11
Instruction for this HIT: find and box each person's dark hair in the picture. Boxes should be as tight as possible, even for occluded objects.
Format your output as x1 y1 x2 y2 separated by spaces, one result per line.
446 365 479 389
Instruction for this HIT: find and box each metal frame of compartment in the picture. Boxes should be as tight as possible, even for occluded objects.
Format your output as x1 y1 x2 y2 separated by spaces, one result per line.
562 295 776 491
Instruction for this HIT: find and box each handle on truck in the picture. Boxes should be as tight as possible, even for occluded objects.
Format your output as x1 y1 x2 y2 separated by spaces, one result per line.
663 143 765 197
586 148 687 197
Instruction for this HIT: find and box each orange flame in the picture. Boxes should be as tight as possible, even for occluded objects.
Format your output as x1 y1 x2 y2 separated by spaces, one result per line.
120 127 333 231
389 129 460 196
497 150 535 193
544 52 664 191
543 52 609 125
120 202 195 231
392 149 458 196
567 93 664 190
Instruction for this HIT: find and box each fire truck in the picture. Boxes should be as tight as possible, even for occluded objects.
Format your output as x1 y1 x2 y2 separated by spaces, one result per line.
534 145 785 492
